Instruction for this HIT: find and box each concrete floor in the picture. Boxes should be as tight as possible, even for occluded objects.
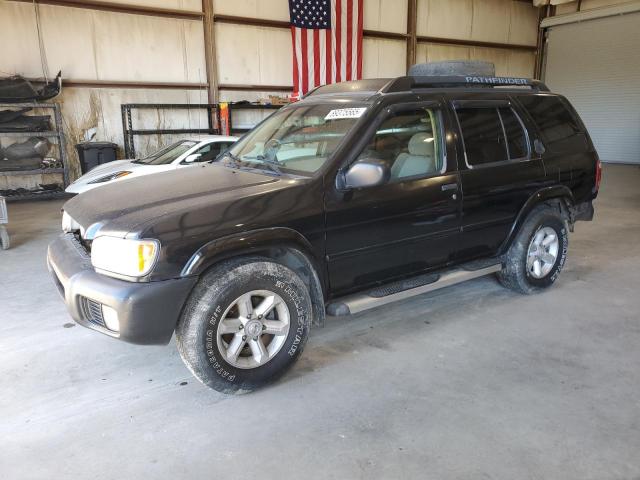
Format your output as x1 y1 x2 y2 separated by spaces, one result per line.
1 164 639 479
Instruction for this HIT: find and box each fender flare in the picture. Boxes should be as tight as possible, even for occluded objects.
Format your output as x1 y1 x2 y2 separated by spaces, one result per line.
180 227 326 327
498 185 574 255
181 227 320 277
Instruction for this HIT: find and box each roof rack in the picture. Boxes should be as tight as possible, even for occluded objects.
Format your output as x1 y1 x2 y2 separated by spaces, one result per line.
381 75 549 93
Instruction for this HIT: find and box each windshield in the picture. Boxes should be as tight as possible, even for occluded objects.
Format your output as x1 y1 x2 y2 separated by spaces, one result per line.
135 140 197 165
223 104 366 175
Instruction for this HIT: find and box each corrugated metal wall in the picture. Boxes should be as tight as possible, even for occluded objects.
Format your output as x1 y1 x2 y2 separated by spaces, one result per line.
544 11 640 164
415 0 537 76
0 0 539 185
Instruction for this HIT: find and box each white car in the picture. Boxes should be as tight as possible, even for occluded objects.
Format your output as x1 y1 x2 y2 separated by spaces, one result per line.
66 135 238 194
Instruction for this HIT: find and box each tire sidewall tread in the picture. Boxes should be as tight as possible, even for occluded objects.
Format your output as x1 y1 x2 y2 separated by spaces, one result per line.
176 257 312 394
498 205 568 295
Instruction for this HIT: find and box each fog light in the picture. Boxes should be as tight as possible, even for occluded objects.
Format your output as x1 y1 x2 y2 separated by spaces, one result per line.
102 305 120 332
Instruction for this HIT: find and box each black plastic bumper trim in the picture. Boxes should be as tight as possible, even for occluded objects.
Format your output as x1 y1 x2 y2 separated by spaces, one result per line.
47 233 197 345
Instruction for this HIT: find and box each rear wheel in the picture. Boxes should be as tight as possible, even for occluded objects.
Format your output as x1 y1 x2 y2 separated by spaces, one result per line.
498 206 569 294
176 257 312 394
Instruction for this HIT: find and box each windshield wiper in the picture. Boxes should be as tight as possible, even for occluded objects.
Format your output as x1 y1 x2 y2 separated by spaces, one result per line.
259 159 282 175
252 155 284 175
221 151 243 168
232 154 283 175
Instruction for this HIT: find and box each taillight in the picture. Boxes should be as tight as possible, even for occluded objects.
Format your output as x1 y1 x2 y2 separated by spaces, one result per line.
595 158 602 192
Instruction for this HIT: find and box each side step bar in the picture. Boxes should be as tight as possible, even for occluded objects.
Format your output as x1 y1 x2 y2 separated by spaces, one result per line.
326 263 502 316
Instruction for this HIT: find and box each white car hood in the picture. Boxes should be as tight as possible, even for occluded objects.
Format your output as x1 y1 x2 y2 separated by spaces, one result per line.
66 160 173 194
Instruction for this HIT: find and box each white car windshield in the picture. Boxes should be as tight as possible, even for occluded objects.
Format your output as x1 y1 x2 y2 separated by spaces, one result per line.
222 104 367 176
134 140 198 165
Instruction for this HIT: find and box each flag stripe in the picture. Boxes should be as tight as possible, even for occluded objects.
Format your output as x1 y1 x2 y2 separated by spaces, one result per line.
291 27 299 98
301 29 308 94
325 28 331 85
335 0 342 83
307 29 315 89
340 0 347 82
296 28 304 97
357 0 363 79
313 28 321 87
346 0 353 81
331 1 337 83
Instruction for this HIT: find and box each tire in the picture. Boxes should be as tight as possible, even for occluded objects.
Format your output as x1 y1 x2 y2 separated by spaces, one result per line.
408 60 495 77
0 226 9 250
176 257 313 394
497 205 569 295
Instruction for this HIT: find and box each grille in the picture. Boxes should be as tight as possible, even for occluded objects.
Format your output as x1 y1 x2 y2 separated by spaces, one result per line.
80 297 106 328
69 232 91 257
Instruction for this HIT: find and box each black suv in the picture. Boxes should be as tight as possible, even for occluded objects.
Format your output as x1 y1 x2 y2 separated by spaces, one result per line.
48 69 600 393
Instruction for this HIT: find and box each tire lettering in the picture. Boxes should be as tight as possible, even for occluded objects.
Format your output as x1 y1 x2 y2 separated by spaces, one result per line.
205 305 235 382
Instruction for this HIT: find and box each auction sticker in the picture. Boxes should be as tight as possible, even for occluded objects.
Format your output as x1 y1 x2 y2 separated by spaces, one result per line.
324 107 367 120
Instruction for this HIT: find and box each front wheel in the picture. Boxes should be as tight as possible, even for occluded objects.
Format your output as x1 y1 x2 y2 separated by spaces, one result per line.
176 257 313 394
498 206 569 294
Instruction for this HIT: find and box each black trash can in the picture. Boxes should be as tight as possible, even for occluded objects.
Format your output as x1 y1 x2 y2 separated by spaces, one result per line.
75 142 118 174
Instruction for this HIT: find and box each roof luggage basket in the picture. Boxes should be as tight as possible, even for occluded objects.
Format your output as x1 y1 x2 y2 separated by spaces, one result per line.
380 75 549 93
303 61 549 98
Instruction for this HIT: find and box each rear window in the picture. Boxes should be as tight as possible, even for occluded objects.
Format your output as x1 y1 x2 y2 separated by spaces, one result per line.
518 95 588 153
456 107 528 167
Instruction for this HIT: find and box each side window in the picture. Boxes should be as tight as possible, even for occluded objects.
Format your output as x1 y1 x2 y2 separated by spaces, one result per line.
518 95 585 148
191 144 214 162
217 142 233 157
456 108 508 166
191 142 230 163
357 108 443 181
498 107 528 159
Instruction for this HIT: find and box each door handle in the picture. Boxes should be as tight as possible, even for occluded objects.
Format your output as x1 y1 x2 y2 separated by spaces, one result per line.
441 183 458 192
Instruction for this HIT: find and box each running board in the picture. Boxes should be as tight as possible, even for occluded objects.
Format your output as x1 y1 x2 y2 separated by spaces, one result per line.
326 263 502 316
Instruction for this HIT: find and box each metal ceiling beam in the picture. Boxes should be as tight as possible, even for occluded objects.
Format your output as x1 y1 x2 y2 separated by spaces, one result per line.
417 35 537 51
62 80 208 89
8 0 204 20
202 0 218 104
406 0 418 71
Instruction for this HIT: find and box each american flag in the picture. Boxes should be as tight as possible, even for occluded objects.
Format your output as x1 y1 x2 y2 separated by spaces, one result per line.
289 0 364 98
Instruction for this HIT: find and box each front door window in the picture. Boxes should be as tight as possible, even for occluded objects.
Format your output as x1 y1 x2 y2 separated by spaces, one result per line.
356 108 444 180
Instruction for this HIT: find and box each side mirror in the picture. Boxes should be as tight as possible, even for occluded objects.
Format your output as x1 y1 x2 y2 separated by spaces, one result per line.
183 153 202 163
342 158 390 189
534 139 546 156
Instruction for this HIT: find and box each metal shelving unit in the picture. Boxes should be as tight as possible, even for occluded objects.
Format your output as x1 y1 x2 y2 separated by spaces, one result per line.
0 131 61 137
121 102 282 159
0 102 69 200
1 168 64 176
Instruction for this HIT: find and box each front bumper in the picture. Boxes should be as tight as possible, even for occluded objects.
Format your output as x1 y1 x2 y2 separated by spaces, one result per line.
47 233 197 345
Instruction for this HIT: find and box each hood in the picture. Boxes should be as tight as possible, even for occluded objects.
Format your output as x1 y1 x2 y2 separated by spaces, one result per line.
63 163 299 238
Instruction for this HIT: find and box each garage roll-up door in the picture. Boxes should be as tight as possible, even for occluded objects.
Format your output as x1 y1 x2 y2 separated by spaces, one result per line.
544 11 640 164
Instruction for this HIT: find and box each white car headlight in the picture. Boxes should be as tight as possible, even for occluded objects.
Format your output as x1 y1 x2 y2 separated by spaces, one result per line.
62 211 82 234
91 236 160 278
88 171 132 184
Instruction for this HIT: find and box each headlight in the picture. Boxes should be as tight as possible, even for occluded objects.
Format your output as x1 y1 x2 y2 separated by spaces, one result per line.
62 211 82 233
91 236 160 278
88 171 131 184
